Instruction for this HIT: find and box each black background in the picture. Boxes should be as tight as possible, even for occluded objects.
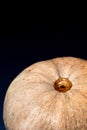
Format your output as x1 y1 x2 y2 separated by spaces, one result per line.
0 25 87 129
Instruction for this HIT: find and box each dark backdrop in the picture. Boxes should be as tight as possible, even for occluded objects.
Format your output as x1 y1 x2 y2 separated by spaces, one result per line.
0 25 87 129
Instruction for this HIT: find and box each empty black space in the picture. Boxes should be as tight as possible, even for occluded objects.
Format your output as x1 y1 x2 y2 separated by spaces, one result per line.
0 25 87 130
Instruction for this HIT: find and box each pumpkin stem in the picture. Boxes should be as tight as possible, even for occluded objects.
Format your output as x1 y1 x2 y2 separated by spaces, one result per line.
54 77 72 92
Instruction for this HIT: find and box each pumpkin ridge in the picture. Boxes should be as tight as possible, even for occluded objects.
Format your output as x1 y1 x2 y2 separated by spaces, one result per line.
24 71 53 85
67 90 84 129
68 63 86 78
76 89 87 99
34 71 54 83
51 60 61 78
64 93 70 129
71 73 87 81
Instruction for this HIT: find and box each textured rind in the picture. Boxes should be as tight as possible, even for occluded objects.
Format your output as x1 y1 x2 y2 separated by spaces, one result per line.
3 57 87 130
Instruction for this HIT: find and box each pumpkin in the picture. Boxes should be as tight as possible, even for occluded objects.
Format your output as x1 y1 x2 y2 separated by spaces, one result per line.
3 57 87 130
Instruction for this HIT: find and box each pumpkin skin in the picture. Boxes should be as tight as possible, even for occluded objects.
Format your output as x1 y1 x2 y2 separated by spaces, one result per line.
3 57 87 130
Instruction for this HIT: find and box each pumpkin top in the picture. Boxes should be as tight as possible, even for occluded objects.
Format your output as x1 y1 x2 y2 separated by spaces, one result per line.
54 77 72 92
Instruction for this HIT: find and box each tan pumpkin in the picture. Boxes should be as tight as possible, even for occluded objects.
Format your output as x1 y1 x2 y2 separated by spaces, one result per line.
3 57 87 130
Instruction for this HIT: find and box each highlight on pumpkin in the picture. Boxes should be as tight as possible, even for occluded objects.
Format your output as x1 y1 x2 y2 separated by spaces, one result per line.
54 77 72 92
